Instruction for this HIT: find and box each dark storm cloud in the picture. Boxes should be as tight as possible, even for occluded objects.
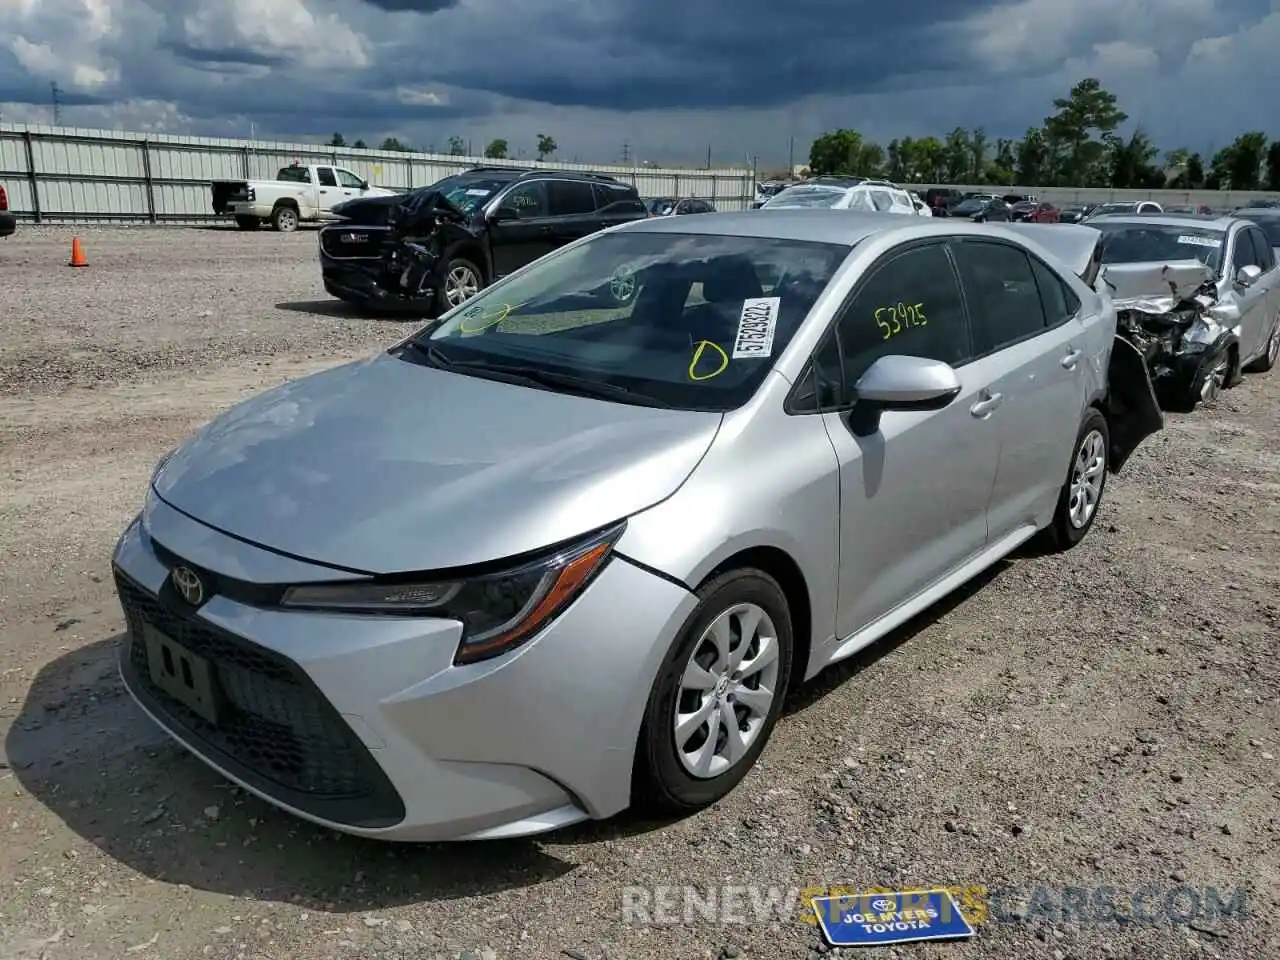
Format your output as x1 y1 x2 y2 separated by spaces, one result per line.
409 0 986 110
164 43 289 68
354 0 460 10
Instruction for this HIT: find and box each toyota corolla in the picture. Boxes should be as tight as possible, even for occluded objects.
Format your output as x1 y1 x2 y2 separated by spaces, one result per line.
112 210 1163 842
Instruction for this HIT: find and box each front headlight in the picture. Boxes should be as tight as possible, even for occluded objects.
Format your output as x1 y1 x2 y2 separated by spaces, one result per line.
280 522 625 665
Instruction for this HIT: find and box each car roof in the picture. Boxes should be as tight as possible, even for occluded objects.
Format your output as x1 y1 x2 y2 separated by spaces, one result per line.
614 208 1084 249
1234 207 1280 218
456 165 631 187
1088 213 1238 230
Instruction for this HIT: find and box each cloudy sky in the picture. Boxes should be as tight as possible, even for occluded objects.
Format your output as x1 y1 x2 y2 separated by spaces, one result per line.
1 0 1278 167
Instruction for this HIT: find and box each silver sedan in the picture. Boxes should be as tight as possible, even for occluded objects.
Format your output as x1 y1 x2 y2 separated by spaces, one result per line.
112 211 1163 842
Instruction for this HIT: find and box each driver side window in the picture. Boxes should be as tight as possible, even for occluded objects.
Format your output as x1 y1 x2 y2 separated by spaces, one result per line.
801 242 972 409
336 169 365 189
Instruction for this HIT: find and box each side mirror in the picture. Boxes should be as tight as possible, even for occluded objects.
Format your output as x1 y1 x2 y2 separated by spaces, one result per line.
1236 264 1262 287
846 355 962 436
491 205 519 223
360 180 370 191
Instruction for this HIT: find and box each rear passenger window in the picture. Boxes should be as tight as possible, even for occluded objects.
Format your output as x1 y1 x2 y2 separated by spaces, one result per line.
830 242 971 392
951 240 1047 354
1029 257 1080 326
592 184 640 213
548 180 596 217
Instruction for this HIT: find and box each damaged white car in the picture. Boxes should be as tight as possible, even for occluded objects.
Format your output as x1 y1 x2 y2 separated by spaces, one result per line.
1091 214 1280 410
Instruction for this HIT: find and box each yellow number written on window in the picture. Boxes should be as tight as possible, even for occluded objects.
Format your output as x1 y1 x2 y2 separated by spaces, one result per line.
874 302 927 340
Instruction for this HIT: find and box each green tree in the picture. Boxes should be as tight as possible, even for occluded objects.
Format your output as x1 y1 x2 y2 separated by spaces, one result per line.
885 139 905 182
1207 132 1267 190
969 128 989 182
378 136 410 152
483 138 509 159
1267 141 1280 190
808 129 863 175
353 138 367 149
1107 129 1163 188
943 127 970 182
329 132 345 147
536 133 557 160
1185 153 1205 188
1043 77 1127 185
1015 127 1049 184
447 135 466 155
914 137 947 182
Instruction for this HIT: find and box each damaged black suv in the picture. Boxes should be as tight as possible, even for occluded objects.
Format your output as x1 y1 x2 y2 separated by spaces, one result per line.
318 166 648 315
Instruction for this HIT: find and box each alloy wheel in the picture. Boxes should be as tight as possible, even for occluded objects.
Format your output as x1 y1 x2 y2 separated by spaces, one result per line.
1068 429 1106 529
445 264 480 306
673 602 780 779
1268 322 1280 366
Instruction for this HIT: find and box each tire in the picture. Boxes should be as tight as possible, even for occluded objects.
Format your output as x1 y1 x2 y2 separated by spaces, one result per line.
1042 408 1110 551
441 257 484 310
1184 345 1232 410
1243 316 1280 373
271 205 299 233
234 216 260 230
633 568 793 815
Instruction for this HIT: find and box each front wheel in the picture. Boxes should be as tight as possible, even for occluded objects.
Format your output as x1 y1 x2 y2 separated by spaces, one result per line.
1042 408 1110 551
633 569 793 815
442 257 484 309
1186 346 1232 409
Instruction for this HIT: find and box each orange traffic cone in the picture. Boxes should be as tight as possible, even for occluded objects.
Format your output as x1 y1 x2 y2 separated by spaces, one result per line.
69 237 88 268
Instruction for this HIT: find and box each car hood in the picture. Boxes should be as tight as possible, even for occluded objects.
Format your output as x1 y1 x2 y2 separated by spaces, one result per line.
151 352 723 574
1002 222 1101 281
1102 260 1218 313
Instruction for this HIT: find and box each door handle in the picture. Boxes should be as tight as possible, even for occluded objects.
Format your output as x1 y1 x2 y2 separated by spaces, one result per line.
969 392 1004 418
1060 349 1081 369
319 189 328 193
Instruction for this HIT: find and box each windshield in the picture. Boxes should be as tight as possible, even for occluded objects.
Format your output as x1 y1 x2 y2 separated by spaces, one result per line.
1092 202 1138 216
423 174 513 212
951 199 984 213
647 198 677 215
763 186 845 209
1095 222 1226 271
413 231 850 410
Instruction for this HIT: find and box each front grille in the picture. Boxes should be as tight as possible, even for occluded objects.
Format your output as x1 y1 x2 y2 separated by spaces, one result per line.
115 571 405 828
319 225 388 260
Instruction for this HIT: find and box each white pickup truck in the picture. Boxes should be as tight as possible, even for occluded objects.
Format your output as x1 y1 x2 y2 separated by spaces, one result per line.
211 162 398 232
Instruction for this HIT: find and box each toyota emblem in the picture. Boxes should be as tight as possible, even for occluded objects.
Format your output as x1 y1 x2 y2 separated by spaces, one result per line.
171 565 205 606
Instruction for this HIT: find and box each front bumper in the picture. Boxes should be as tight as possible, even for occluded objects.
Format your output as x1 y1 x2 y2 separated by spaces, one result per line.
320 254 437 314
112 496 698 841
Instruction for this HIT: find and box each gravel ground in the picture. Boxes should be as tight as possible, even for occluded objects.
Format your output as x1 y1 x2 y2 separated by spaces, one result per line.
0 225 1277 960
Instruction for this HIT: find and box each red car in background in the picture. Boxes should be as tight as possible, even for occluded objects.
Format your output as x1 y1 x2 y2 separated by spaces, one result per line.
1010 200 1060 223
0 183 16 237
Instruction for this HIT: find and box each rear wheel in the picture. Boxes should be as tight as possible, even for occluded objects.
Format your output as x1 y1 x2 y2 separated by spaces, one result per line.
1042 408 1109 552
1243 317 1279 373
633 569 793 814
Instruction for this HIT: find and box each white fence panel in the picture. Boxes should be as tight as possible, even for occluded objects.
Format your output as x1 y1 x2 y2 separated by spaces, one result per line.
0 123 756 222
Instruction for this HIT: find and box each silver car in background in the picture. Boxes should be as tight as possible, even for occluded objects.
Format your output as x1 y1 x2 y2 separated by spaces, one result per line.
112 211 1162 842
1092 213 1280 407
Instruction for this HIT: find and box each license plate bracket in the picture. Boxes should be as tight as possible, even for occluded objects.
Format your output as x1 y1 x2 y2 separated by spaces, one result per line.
142 624 221 725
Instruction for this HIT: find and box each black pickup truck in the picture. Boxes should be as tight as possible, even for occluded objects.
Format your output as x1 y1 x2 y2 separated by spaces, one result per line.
318 166 649 315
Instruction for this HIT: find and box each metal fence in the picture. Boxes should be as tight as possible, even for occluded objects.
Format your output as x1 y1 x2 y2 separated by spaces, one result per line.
0 123 757 223
912 182 1280 209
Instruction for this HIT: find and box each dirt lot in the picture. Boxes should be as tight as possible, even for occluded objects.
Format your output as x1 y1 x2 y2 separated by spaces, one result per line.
0 225 1277 960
